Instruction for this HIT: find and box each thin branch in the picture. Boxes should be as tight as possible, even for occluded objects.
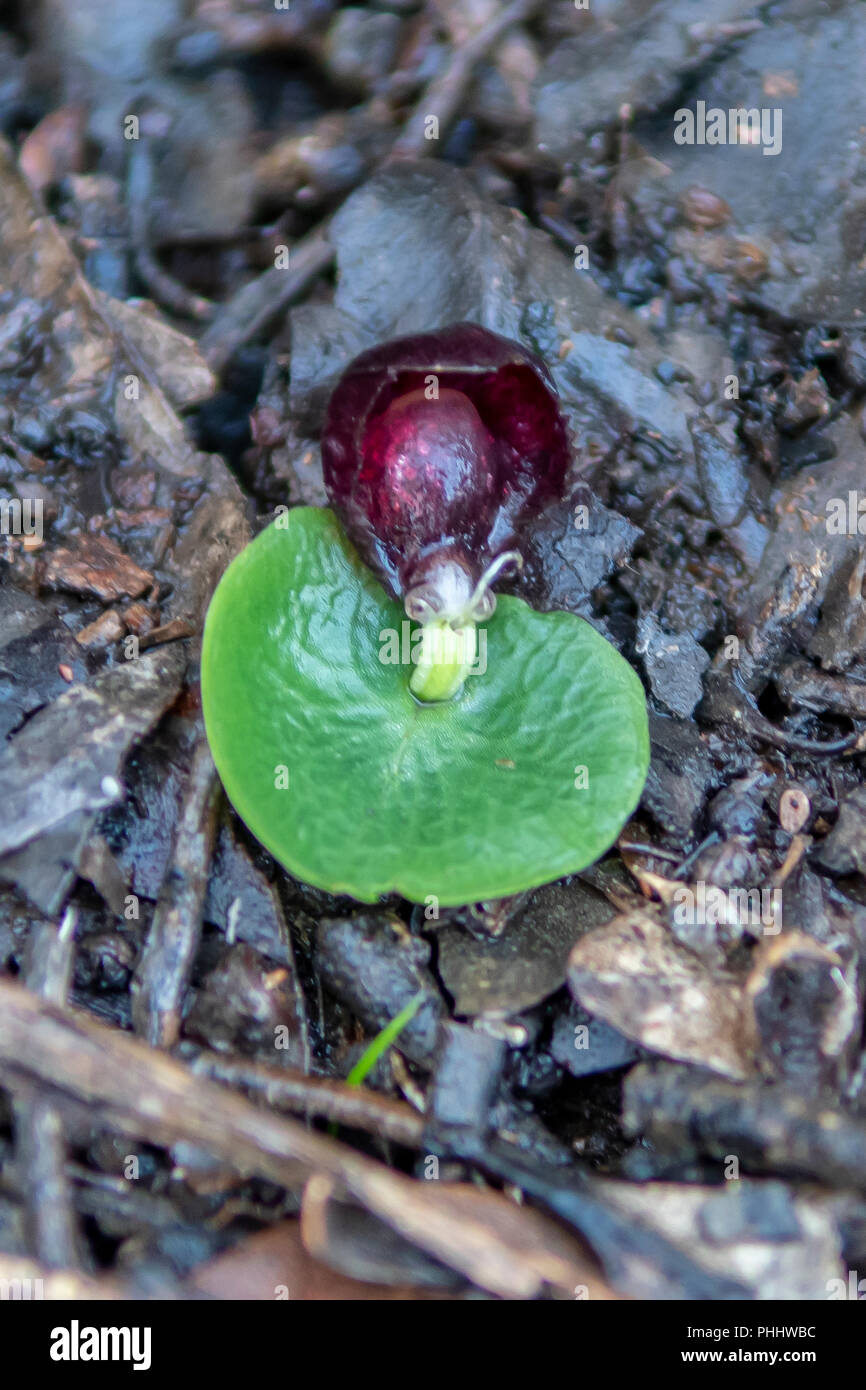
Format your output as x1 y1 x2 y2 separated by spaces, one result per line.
14 907 81 1268
201 0 540 369
394 0 541 158
200 225 334 374
131 736 221 1048
0 980 593 1298
186 1049 425 1147
127 141 215 322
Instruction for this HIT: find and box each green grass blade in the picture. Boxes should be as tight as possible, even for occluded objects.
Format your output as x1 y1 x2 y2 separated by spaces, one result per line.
345 991 426 1088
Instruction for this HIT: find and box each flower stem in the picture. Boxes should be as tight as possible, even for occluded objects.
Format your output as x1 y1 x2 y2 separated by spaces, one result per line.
409 619 477 703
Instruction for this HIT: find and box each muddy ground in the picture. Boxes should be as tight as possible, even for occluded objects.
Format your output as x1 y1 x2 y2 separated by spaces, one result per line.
1 0 866 1302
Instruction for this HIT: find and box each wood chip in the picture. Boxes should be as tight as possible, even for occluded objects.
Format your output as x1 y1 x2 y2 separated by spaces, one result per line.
74 609 124 650
45 534 153 602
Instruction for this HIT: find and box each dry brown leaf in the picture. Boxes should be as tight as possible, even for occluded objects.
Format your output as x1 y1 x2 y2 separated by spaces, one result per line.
568 910 758 1080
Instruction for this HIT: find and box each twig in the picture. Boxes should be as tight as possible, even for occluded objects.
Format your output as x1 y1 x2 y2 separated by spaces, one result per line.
202 0 539 369
777 658 866 720
186 1049 425 1147
14 907 81 1268
24 905 77 1005
200 225 334 374
131 736 221 1048
624 1060 866 1191
730 668 863 755
0 979 593 1298
771 832 809 888
394 0 541 158
127 141 214 323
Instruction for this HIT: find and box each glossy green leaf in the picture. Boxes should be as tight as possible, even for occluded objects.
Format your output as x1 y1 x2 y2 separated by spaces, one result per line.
201 507 649 906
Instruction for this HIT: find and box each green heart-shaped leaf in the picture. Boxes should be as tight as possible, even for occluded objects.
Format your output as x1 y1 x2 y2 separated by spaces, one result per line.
202 507 649 906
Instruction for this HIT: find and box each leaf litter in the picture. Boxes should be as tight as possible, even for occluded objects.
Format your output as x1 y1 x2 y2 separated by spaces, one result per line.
1 0 866 1303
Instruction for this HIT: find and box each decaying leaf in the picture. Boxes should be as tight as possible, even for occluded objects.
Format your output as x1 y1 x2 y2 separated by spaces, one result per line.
567 910 758 1080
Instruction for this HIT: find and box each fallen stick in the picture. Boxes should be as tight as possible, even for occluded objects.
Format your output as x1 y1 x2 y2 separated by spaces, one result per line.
186 1048 425 1148
0 980 594 1299
624 1060 866 1190
202 0 540 370
14 908 82 1268
393 0 540 158
132 736 221 1048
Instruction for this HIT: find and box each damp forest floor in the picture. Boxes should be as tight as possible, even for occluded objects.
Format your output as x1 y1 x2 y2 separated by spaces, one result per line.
1 0 866 1301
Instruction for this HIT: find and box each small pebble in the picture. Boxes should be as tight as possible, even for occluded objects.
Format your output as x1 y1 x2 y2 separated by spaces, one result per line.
680 186 732 230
